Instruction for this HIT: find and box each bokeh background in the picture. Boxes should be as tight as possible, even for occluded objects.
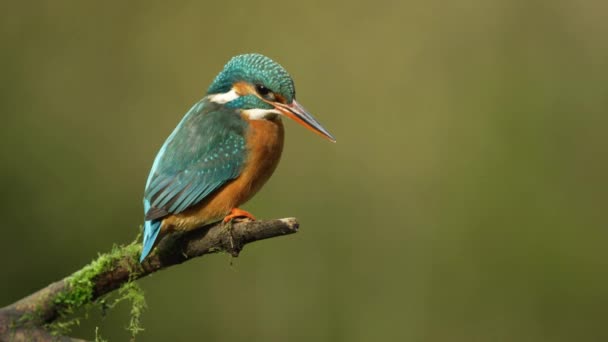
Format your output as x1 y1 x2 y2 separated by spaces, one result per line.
2 1 607 341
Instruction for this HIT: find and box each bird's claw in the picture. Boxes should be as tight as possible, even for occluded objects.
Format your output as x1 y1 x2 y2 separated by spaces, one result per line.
223 208 256 223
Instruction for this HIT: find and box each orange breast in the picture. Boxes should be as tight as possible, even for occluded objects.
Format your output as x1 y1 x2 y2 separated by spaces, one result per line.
161 116 285 232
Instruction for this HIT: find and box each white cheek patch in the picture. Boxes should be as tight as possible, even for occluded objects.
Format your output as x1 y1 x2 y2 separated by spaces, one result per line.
208 88 239 103
242 108 281 120
208 87 281 120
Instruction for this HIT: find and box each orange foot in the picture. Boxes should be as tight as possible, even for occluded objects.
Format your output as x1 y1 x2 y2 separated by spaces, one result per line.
223 208 256 223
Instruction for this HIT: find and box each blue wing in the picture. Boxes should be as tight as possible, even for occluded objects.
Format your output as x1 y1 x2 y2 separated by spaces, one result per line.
140 100 248 261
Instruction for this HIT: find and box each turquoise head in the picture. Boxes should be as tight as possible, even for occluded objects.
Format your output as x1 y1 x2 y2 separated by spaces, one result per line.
207 53 335 142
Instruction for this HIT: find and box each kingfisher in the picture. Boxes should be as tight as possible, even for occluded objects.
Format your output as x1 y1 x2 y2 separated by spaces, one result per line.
139 53 335 262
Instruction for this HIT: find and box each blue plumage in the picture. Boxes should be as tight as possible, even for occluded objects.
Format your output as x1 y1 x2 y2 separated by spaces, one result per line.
208 54 295 103
140 99 248 261
140 199 162 262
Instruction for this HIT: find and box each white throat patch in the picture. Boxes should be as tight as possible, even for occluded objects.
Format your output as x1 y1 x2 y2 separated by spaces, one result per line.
242 108 281 120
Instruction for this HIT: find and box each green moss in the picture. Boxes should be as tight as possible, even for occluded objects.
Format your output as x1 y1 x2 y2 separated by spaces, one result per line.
16 311 42 325
95 326 108 342
109 281 146 338
47 236 146 339
47 317 82 337
52 242 141 314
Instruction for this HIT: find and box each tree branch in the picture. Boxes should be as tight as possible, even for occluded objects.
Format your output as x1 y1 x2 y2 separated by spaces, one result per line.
0 217 299 341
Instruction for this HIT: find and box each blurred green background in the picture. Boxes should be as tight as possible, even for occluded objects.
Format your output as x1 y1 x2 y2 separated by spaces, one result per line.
2 0 608 341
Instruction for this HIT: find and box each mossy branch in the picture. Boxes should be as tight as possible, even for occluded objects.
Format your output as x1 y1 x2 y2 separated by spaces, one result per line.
0 217 299 341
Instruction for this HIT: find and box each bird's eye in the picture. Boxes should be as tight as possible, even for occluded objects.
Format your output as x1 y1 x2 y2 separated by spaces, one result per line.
255 84 276 101
255 84 270 95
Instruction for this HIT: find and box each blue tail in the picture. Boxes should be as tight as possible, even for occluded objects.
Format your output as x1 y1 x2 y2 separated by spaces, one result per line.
140 219 162 262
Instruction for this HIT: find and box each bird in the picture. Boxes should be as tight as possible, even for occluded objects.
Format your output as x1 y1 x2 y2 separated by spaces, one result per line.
139 53 336 262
